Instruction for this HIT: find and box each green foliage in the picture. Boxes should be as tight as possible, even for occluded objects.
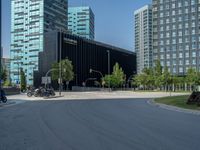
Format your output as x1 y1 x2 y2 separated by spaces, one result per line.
186 68 197 86
135 68 155 88
0 68 7 82
195 72 200 85
172 76 184 86
154 60 162 77
3 79 12 87
103 63 126 88
20 68 27 91
154 60 163 88
132 60 200 91
162 66 172 85
51 58 74 82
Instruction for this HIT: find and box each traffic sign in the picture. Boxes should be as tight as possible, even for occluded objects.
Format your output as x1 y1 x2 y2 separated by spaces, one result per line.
42 77 51 84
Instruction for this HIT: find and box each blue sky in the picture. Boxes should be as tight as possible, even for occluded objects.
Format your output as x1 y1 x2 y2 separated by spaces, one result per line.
2 0 151 57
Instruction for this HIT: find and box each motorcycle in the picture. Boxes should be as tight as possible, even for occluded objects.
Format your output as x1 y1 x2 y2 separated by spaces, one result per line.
0 90 7 103
27 87 55 98
43 88 56 98
34 87 46 97
27 87 35 97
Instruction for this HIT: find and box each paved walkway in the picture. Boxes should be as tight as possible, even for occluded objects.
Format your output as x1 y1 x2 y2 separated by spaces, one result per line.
6 91 189 101
0 91 188 107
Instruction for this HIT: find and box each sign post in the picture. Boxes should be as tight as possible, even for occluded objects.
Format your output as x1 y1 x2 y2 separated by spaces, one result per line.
42 77 51 88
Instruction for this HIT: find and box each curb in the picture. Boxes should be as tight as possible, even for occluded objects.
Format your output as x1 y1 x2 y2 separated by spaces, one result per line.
148 99 200 116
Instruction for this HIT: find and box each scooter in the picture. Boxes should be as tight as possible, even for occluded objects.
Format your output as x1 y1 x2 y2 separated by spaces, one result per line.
0 90 7 103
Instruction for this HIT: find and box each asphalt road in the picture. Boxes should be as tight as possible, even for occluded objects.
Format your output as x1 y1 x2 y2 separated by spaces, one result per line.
0 98 200 150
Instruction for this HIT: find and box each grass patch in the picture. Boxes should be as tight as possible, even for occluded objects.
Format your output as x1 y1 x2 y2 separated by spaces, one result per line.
155 95 200 111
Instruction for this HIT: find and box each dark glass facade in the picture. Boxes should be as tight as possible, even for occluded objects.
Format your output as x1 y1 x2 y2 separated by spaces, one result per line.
34 31 136 89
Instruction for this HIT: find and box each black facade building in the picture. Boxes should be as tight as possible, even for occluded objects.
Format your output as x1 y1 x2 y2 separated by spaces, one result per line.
34 31 136 89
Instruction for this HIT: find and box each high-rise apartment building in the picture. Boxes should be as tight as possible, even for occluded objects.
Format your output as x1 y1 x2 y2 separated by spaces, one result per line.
10 0 68 85
153 0 200 75
68 6 95 40
134 5 153 74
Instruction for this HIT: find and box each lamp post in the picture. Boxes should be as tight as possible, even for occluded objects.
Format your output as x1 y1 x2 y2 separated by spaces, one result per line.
59 29 62 96
89 68 104 88
17 62 20 87
58 30 78 95
107 50 110 91
84 78 97 87
127 72 136 89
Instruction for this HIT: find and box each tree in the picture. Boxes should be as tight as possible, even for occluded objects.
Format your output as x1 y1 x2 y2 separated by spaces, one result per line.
20 68 26 92
51 58 74 83
186 68 197 91
154 60 162 77
103 63 126 88
162 66 171 91
172 76 185 90
154 60 163 89
133 73 148 89
0 68 7 82
133 68 155 90
3 79 11 87
195 72 200 85
143 68 155 89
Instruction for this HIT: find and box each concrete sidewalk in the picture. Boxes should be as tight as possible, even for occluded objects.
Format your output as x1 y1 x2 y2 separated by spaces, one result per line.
7 91 189 101
0 91 189 108
60 91 189 100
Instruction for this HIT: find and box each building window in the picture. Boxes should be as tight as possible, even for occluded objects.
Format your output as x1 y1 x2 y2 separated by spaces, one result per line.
179 67 183 73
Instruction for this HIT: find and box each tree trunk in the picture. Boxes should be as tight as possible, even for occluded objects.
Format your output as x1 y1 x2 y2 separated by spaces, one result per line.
185 83 187 91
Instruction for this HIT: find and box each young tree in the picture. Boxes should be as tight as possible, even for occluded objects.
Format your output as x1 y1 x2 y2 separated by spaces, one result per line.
20 68 26 92
172 76 180 91
144 68 155 89
154 60 163 89
103 63 126 88
0 68 7 82
162 66 171 91
186 68 197 91
51 58 74 83
133 73 148 90
132 68 154 90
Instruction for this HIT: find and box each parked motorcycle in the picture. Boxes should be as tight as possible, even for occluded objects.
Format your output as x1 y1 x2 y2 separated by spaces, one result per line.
27 87 55 98
27 87 35 97
43 88 55 98
0 89 7 103
46 88 55 97
34 87 46 97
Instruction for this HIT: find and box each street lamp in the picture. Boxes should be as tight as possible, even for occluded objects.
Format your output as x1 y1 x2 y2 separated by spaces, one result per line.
107 50 111 91
59 29 62 96
127 71 136 89
89 68 104 87
58 30 78 95
84 78 97 87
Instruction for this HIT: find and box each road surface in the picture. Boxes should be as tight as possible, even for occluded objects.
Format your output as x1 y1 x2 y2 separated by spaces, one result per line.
0 98 200 150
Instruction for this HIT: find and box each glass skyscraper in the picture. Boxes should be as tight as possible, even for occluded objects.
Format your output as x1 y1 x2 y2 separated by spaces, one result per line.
134 5 153 74
153 0 200 75
68 6 95 40
10 0 68 85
